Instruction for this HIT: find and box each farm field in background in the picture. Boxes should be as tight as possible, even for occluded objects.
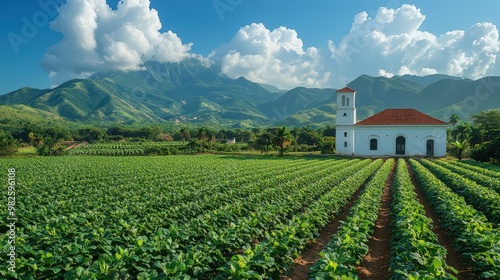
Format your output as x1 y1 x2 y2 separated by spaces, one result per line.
67 142 188 156
0 155 499 279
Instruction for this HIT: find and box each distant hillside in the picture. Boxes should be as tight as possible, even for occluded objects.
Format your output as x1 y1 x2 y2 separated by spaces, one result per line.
0 104 66 123
258 87 336 121
258 83 286 93
0 78 164 123
1 60 499 128
272 74 499 127
277 75 425 127
0 59 280 127
0 104 82 132
396 74 466 87
349 75 423 109
410 76 500 121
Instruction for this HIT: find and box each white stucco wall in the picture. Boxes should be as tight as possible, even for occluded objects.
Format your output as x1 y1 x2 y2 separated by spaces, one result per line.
335 126 355 155
352 125 448 157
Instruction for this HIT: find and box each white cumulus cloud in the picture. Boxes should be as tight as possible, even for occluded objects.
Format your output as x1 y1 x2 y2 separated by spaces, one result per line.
210 23 330 89
42 2 500 89
41 0 193 84
327 4 500 85
211 5 500 89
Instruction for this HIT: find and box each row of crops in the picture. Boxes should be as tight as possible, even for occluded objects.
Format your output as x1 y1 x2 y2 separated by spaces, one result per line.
67 142 188 156
410 159 500 279
310 158 456 279
0 155 499 279
308 158 499 279
309 158 394 278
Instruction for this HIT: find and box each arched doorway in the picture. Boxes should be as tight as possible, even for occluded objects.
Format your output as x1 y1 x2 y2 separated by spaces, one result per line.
426 139 434 156
396 136 405 155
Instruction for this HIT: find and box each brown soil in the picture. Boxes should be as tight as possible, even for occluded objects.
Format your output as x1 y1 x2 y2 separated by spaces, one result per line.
356 160 395 279
281 174 370 279
405 161 476 279
63 141 88 151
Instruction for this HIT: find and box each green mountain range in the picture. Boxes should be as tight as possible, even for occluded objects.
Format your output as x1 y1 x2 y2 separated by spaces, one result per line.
274 75 499 127
1 59 499 128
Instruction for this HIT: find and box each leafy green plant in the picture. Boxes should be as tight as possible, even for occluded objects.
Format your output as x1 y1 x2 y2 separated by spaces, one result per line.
409 159 500 278
0 156 370 279
431 159 500 193
1 155 498 279
389 159 456 279
217 159 385 279
309 158 394 279
420 159 500 225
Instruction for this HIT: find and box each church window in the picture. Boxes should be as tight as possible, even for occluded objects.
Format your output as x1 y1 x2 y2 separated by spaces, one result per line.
342 95 346 107
344 132 347 137
344 141 347 147
343 113 347 117
346 97 350 106
370 139 378 150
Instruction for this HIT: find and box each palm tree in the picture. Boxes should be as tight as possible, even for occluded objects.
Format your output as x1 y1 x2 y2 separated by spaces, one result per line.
206 129 217 152
196 127 207 152
449 114 461 132
257 131 273 154
180 127 190 142
469 125 482 147
272 126 291 156
451 140 467 161
454 121 471 142
290 128 299 152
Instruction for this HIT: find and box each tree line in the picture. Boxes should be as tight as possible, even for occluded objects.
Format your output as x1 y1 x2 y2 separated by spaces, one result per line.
448 110 500 163
0 123 336 156
1 109 498 162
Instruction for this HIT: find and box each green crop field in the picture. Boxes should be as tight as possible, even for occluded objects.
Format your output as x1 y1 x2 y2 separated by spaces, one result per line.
67 142 188 156
0 155 498 279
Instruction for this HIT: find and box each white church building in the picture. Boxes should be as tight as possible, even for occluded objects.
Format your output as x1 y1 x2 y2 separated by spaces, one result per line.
335 87 448 157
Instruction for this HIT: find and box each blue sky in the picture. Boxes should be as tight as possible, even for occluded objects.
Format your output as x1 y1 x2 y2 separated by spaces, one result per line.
2 0 500 94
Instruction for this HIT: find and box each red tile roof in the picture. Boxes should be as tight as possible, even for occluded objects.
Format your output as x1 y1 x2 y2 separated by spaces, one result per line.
355 109 448 125
336 86 356 93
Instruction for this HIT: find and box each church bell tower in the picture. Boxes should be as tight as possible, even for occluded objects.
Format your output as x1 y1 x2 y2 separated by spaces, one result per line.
335 87 356 155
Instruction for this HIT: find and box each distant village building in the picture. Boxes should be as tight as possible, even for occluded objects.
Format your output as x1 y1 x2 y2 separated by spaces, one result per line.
226 137 236 144
335 87 448 157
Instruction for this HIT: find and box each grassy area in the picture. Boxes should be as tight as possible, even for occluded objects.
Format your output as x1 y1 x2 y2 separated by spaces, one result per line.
14 146 37 156
213 150 324 156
